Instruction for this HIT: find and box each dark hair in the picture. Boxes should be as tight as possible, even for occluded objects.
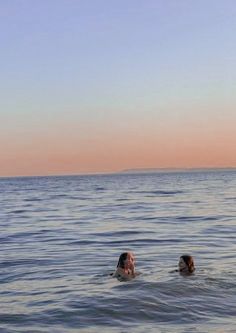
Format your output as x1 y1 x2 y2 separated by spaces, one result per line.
117 252 128 268
180 255 195 273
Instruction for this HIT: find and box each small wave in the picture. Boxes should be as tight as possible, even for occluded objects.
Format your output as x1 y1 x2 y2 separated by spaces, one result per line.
10 209 28 214
134 190 184 196
67 238 185 247
173 215 225 223
25 197 43 202
90 230 154 237
94 187 106 191
0 258 53 269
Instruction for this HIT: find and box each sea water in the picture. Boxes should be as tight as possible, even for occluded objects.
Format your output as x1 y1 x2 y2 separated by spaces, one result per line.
0 170 236 333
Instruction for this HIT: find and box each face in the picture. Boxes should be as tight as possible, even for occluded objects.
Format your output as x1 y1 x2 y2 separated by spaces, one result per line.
124 252 135 270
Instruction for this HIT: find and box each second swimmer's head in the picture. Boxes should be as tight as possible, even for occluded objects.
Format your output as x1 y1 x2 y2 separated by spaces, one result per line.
178 255 195 274
117 252 135 270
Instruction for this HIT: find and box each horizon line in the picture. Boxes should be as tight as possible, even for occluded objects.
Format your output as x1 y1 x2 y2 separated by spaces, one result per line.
1 166 236 179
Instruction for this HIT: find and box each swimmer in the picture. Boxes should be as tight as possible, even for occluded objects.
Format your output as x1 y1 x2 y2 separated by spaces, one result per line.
111 252 136 280
178 255 195 274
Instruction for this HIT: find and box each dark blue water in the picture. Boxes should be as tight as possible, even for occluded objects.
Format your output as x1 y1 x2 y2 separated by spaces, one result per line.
0 170 236 333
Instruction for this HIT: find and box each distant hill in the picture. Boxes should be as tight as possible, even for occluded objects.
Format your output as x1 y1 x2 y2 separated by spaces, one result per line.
121 167 236 174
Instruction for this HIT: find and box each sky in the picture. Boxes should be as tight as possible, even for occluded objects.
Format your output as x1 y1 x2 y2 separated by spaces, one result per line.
0 0 236 176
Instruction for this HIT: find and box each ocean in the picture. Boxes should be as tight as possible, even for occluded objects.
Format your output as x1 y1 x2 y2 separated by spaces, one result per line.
0 170 236 333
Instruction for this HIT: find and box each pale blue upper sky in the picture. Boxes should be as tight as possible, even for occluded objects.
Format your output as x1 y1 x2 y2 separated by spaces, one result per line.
1 1 235 113
0 1 236 175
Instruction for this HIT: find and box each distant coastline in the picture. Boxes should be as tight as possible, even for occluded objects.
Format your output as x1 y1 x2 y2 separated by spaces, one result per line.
121 167 236 174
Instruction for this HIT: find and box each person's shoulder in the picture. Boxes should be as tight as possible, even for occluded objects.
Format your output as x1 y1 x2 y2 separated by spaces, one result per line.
111 268 122 278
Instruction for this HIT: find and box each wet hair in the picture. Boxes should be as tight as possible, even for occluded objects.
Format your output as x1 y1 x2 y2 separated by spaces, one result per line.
117 252 128 269
180 255 195 273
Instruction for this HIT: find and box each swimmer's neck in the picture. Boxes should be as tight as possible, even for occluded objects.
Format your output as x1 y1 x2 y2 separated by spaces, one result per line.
116 266 135 276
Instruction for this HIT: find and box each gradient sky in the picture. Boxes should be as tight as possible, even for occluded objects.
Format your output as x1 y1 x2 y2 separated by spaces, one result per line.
1 0 236 176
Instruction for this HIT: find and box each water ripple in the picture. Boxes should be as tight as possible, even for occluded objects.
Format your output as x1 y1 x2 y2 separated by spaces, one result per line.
0 171 236 332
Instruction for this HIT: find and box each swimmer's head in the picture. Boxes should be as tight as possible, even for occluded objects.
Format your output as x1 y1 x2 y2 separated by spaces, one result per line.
179 255 195 274
117 252 135 270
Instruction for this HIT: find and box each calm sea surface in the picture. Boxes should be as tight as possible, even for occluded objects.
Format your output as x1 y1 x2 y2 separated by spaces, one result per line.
0 170 236 333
